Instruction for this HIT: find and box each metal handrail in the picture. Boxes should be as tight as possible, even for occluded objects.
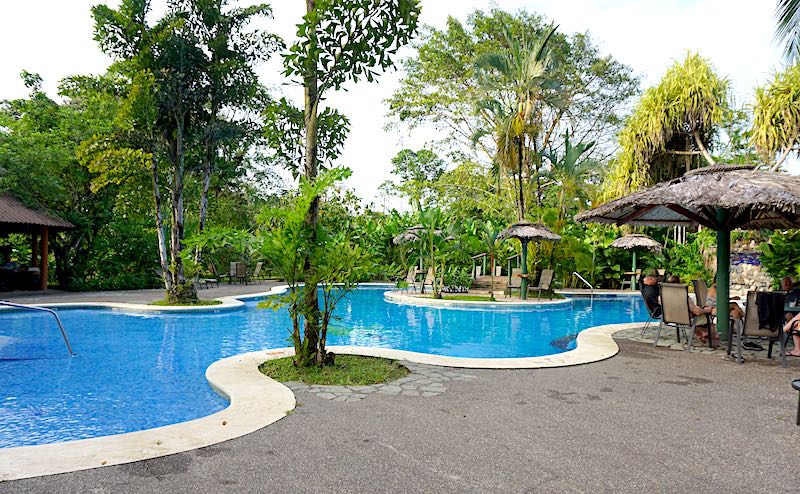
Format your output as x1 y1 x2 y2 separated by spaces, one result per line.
572 272 594 304
0 301 76 356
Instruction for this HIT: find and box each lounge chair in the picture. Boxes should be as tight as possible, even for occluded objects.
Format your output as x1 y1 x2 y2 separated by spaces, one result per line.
731 291 787 367
210 263 232 284
505 268 522 297
403 266 418 292
530 269 554 299
251 262 264 284
657 283 701 351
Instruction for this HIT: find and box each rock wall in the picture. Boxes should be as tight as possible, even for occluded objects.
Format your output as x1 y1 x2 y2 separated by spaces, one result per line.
702 239 772 298
730 252 772 298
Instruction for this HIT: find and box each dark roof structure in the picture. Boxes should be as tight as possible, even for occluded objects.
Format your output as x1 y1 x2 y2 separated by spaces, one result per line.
0 195 74 233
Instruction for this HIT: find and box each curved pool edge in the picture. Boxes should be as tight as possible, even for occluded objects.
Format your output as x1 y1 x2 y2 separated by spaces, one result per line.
384 290 573 309
0 348 297 482
329 321 643 369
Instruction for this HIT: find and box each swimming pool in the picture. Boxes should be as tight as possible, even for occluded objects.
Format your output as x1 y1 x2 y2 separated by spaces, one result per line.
0 287 646 447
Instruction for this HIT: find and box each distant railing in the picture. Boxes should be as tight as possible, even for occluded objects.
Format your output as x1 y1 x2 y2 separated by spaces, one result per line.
572 272 594 305
0 301 76 356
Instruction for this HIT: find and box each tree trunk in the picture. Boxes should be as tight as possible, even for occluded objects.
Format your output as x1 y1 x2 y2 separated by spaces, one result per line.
516 137 525 220
150 152 171 291
194 133 212 277
167 107 196 304
692 129 715 166
302 0 322 365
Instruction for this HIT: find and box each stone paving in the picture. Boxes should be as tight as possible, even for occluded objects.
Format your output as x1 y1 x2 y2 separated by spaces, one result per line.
614 322 794 363
283 361 477 402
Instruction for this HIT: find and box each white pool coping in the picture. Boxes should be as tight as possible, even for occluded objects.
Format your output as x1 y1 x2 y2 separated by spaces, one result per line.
384 290 573 308
0 283 645 481
0 348 296 482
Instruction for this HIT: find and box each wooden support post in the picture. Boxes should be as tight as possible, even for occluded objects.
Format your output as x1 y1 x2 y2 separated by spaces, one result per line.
39 226 49 291
30 233 38 268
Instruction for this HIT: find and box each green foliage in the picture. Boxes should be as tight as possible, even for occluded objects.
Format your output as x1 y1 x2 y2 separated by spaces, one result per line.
602 52 729 200
283 0 421 92
760 231 800 285
751 64 800 170
262 97 350 178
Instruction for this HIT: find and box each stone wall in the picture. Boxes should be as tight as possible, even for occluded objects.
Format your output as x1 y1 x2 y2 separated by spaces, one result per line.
702 239 772 298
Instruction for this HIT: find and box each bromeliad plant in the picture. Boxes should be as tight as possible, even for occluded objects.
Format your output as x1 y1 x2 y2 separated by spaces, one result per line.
257 167 370 367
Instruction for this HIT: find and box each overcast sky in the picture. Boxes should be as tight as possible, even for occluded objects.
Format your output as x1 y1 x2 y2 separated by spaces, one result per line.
1 0 795 207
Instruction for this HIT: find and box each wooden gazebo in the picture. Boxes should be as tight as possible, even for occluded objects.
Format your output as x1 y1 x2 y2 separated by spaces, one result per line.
0 195 73 290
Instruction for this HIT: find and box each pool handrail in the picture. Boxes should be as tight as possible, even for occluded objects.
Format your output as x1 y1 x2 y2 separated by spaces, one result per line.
0 300 76 356
572 272 594 305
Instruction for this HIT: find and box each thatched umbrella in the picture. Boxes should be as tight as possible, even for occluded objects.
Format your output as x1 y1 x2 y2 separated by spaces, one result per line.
498 222 561 300
609 234 663 289
575 164 800 337
393 225 453 270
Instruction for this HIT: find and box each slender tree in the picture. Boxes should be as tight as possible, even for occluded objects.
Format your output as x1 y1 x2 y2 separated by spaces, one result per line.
282 0 421 364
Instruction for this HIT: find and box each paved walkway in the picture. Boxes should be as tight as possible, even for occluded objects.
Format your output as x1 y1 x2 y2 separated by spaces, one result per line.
0 282 280 305
4 339 799 493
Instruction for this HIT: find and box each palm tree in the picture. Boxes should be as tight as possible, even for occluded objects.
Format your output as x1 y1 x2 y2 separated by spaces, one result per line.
543 131 596 225
479 221 502 301
775 0 800 63
474 24 559 220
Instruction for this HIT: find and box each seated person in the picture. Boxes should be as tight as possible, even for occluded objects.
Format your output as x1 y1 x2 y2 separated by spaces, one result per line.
785 312 800 357
666 275 723 345
781 276 800 321
641 272 661 317
704 280 748 347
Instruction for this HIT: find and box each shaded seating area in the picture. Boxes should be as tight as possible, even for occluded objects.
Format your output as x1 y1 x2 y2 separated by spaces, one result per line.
0 195 73 291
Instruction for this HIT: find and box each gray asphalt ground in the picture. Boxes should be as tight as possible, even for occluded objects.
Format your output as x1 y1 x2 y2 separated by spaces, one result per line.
4 339 799 494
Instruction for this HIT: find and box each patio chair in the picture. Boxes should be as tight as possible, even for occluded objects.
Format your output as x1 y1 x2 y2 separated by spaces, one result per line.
731 291 787 367
505 268 522 297
251 262 264 284
530 269 554 299
639 283 663 338
656 283 700 351
692 278 709 309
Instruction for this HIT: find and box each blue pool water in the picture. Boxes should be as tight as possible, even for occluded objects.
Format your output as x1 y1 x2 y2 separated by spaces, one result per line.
0 287 646 447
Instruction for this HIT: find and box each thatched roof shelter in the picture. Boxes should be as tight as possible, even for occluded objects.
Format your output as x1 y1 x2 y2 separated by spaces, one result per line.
0 194 74 291
392 225 450 245
498 222 561 242
575 164 800 345
392 225 424 245
609 234 662 252
575 165 800 230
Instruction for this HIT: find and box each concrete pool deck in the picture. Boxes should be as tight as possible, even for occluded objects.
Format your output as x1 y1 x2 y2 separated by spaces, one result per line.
3 338 799 493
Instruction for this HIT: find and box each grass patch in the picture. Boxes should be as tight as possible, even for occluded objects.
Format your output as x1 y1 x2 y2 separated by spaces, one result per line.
443 294 496 301
259 354 408 386
149 299 223 306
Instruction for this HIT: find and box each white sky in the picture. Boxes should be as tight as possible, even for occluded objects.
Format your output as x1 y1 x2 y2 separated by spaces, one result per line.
1 0 796 208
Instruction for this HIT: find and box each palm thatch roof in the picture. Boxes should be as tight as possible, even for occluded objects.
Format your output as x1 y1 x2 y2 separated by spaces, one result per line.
392 225 452 245
575 165 800 230
609 234 663 252
392 225 424 245
498 222 561 242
